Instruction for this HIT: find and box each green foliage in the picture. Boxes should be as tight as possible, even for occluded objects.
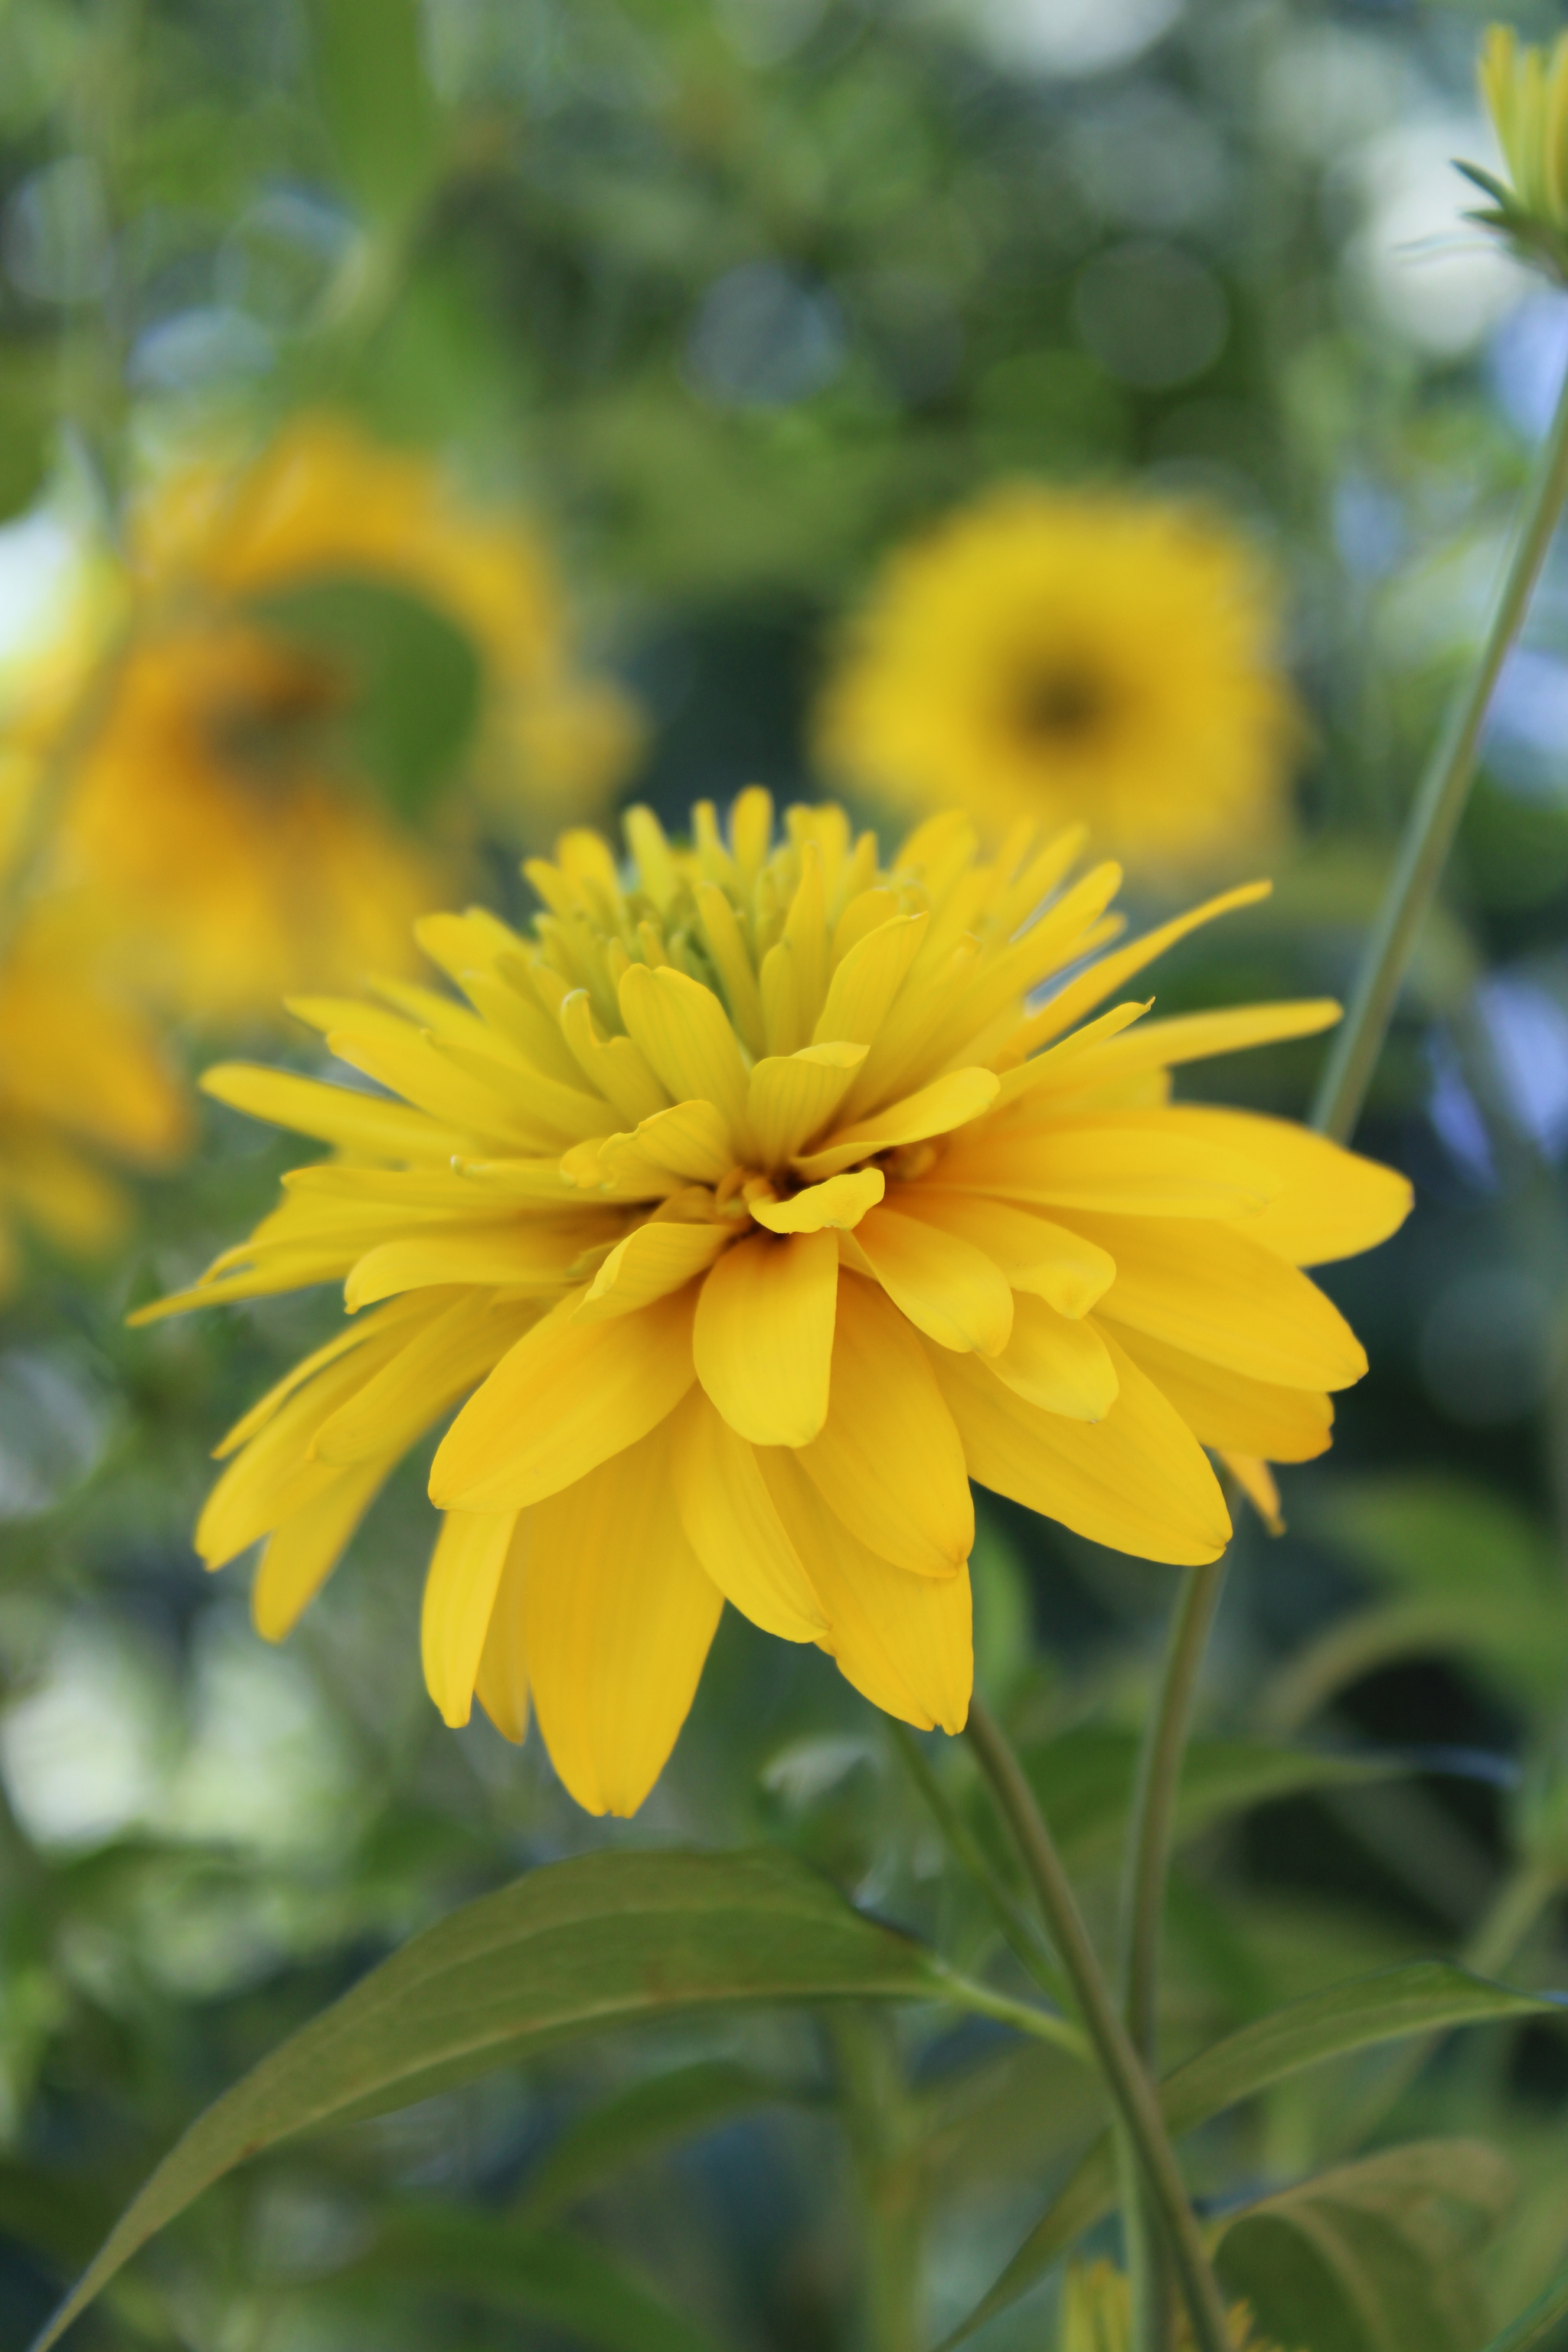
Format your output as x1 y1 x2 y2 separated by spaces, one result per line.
32 1847 946 2348
517 2057 815 2222
1214 2140 1516 2352
943 1965 1558 2346
305 0 442 230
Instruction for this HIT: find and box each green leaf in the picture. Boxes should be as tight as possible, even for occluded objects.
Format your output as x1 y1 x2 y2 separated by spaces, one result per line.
346 2207 727 2352
31 1848 945 2352
518 2060 815 2222
305 0 442 228
1020 1727 1410 1874
0 346 53 522
1214 2139 1516 2352
248 573 484 820
940 1963 1560 2347
1483 2257 1568 2352
1307 1477 1568 1704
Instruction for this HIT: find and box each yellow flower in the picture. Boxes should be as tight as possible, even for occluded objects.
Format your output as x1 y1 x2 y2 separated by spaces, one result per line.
815 487 1298 879
20 414 642 1021
1468 24 1568 276
0 891 190 1293
1060 2262 1286 2352
135 794 1409 1816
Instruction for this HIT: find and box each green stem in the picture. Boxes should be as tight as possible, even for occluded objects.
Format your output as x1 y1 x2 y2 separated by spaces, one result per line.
889 1720 1073 2012
1116 1558 1229 2352
963 1699 1233 2352
1311 358 1568 1145
829 2011 923 2352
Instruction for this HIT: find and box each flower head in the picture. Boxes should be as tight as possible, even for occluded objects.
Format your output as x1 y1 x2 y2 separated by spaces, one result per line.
15 415 642 1021
136 794 1410 1816
1466 24 1568 279
815 487 1298 880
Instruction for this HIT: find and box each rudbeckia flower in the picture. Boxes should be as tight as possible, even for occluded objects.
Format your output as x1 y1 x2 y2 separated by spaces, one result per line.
0 893 189 1293
815 486 1298 880
13 415 642 1021
136 795 1410 1815
1463 24 1568 281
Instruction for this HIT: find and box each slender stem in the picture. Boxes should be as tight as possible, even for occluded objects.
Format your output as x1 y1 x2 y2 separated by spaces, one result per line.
934 1968 1088 2060
1311 358 1568 1145
1115 1557 1228 2352
963 1700 1233 2352
890 1720 1073 2011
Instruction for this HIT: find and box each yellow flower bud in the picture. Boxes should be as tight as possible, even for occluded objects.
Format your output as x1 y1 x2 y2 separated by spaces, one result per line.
1464 23 1568 278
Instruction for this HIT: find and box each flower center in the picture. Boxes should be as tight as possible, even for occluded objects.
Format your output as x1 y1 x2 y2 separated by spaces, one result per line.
1011 662 1110 746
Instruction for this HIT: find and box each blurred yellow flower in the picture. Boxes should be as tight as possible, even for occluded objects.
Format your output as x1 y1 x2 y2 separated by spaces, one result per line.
18 415 642 1021
1469 24 1568 276
815 486 1298 879
1061 2262 1285 2351
0 889 189 1294
136 794 1408 1816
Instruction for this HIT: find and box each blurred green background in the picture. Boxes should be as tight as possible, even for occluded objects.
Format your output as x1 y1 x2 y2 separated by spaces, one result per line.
4 0 1568 2346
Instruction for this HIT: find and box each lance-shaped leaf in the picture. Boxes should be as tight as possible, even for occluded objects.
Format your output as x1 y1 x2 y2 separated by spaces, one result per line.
941 1962 1563 2347
31 1848 946 2352
1214 2138 1516 2352
1483 2256 1568 2352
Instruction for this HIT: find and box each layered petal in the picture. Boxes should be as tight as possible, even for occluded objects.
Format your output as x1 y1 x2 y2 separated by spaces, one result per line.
693 1230 838 1445
668 1387 826 1639
851 1200 1014 1354
523 1430 724 1815
421 1508 519 1726
431 1282 698 1511
798 1272 973 1575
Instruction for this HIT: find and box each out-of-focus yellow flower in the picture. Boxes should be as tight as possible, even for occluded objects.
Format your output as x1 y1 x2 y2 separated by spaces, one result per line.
1060 2262 1287 2351
815 487 1298 880
0 887 189 1294
16 415 642 1021
135 795 1409 1817
1468 24 1568 279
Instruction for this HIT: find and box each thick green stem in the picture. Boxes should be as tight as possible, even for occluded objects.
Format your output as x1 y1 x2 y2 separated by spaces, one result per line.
1311 360 1568 1145
964 1700 1233 2352
1116 1558 1229 2352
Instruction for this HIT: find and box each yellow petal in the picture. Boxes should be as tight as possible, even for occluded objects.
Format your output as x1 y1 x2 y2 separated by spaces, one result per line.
751 1169 884 1233
852 1202 1014 1354
899 1190 1114 1318
577 1219 730 1318
693 1230 838 1445
524 1431 724 1816
1009 881 1272 1056
559 988 671 1124
475 1517 532 1742
345 1220 597 1310
795 1067 1001 1181
618 964 752 1151
1076 999 1341 1084
668 1387 826 1640
250 1455 396 1640
200 1063 449 1163
811 913 926 1048
212 1293 430 1459
1112 1327 1333 1464
761 1450 972 1733
198 1339 410 1566
1151 1109 1413 1266
1072 1211 1367 1390
627 1098 737 1184
421 1509 518 1726
312 1293 537 1465
1221 1453 1285 1536
936 1114 1279 1219
430 1284 699 1511
991 1295 1119 1421
929 1334 1231 1566
749 1042 867 1170
798 1273 972 1576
